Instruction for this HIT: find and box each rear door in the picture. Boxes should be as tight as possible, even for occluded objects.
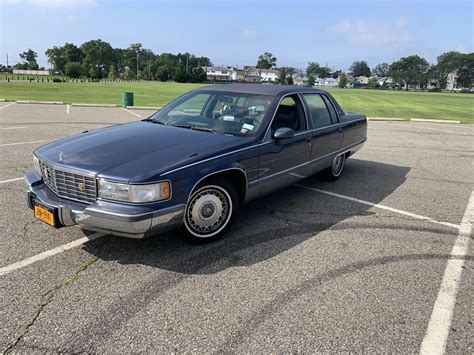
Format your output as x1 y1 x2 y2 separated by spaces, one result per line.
301 93 343 162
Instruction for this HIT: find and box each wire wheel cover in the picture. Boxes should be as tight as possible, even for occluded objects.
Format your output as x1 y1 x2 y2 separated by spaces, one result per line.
186 188 230 234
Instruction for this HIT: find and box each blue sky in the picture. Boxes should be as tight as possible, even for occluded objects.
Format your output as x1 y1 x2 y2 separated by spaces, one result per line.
1 0 472 71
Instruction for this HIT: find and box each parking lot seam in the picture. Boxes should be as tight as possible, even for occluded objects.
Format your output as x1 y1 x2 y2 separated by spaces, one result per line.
294 184 460 230
420 190 473 355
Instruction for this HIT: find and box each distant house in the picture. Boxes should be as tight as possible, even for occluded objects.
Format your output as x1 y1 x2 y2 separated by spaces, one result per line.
293 73 308 86
258 68 279 83
314 77 338 88
205 66 233 82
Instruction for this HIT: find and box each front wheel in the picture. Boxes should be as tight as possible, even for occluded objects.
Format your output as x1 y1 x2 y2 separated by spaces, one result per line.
181 178 238 243
325 153 346 181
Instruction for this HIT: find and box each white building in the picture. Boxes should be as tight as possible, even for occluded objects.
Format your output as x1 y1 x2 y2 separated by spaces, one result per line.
205 67 233 82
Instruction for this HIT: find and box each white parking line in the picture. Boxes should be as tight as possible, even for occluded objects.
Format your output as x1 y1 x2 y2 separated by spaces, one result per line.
0 233 105 276
0 140 49 147
295 184 460 230
0 102 16 110
0 177 23 184
121 108 143 118
0 126 28 130
420 191 473 355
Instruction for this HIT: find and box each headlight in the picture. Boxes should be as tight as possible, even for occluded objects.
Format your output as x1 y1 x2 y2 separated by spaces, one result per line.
98 180 171 203
33 155 41 176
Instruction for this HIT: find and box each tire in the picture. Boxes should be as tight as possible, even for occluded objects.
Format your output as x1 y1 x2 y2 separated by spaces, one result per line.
324 153 346 181
180 177 238 243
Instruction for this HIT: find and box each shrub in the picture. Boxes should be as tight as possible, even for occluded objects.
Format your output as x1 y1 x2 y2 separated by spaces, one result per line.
64 62 83 78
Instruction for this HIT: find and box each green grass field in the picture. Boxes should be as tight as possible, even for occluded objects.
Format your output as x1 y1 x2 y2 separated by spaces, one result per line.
0 81 472 123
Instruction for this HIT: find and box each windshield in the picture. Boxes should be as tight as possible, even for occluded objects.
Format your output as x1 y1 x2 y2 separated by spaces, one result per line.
148 91 273 136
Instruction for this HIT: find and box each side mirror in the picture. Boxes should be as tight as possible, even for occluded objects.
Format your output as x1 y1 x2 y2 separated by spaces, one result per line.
273 127 295 140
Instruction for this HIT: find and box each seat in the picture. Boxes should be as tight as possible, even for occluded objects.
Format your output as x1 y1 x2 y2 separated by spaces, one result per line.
271 105 299 132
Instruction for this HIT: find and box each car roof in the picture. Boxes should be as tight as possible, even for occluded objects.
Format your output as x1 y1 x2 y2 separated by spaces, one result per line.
198 83 329 96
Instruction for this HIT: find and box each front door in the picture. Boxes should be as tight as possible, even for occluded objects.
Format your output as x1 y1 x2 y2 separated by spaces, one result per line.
257 94 312 195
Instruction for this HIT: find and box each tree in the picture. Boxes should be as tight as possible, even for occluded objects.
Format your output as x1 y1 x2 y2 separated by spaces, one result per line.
349 60 371 77
388 55 429 90
307 74 315 87
338 73 348 88
173 67 190 82
368 77 378 88
456 53 474 88
306 62 320 77
155 66 169 82
45 42 83 73
190 67 207 83
108 64 118 79
372 63 389 78
332 70 343 79
256 52 277 69
64 62 83 78
19 49 39 70
80 39 115 78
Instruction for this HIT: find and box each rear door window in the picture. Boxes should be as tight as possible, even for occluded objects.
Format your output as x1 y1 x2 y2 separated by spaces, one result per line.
322 95 339 124
302 94 332 129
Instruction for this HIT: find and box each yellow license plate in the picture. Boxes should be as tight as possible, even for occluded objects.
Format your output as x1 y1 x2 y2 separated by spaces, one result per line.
34 205 55 227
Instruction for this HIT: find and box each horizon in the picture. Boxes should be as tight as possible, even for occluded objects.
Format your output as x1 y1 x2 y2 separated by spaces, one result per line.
1 0 472 71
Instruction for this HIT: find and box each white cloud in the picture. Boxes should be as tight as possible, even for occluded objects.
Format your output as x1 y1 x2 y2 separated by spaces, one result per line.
328 18 413 47
241 29 257 38
0 0 96 8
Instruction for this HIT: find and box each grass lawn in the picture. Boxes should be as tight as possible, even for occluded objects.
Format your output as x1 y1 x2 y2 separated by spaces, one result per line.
0 81 472 123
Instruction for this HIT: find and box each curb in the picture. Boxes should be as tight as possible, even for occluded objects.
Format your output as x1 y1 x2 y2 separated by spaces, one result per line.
126 105 162 110
368 117 406 121
411 118 461 124
0 98 5 102
71 103 117 107
17 100 64 105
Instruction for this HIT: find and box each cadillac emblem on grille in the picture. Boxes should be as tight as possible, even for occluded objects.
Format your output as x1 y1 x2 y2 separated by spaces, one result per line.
43 168 49 178
78 182 86 191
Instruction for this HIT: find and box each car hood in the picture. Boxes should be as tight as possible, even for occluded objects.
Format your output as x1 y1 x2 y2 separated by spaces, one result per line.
35 121 247 183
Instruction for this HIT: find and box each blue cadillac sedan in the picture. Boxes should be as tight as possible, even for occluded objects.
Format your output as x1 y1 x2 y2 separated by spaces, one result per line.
25 84 367 242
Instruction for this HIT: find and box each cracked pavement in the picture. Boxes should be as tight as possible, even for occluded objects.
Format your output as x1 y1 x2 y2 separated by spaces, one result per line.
0 102 473 352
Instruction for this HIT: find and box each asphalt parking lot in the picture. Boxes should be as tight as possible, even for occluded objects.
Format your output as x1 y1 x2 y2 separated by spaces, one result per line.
0 101 472 353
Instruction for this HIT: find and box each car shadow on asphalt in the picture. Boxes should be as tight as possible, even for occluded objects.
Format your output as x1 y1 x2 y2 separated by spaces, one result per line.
83 158 419 274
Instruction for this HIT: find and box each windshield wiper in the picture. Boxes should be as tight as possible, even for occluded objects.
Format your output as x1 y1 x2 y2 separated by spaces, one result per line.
191 126 217 134
172 124 217 134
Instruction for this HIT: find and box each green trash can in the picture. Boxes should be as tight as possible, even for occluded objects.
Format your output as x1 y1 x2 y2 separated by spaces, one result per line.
122 92 134 107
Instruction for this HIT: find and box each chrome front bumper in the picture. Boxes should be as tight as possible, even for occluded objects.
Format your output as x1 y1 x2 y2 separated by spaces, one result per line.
25 171 185 238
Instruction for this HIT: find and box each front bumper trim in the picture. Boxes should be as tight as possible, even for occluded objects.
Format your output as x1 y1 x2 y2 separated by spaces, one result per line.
25 171 185 238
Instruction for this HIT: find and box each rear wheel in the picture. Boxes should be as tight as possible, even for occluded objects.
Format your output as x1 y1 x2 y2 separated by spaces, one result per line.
325 153 346 181
181 178 238 243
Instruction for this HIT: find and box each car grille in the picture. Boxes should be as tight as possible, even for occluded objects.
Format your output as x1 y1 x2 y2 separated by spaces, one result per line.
38 160 97 204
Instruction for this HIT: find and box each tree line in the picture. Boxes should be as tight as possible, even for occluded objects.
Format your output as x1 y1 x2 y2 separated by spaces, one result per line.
3 44 472 89
4 40 211 83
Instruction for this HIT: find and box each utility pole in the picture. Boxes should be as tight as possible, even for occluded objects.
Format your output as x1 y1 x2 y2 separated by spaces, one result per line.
6 53 8 68
136 50 139 78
